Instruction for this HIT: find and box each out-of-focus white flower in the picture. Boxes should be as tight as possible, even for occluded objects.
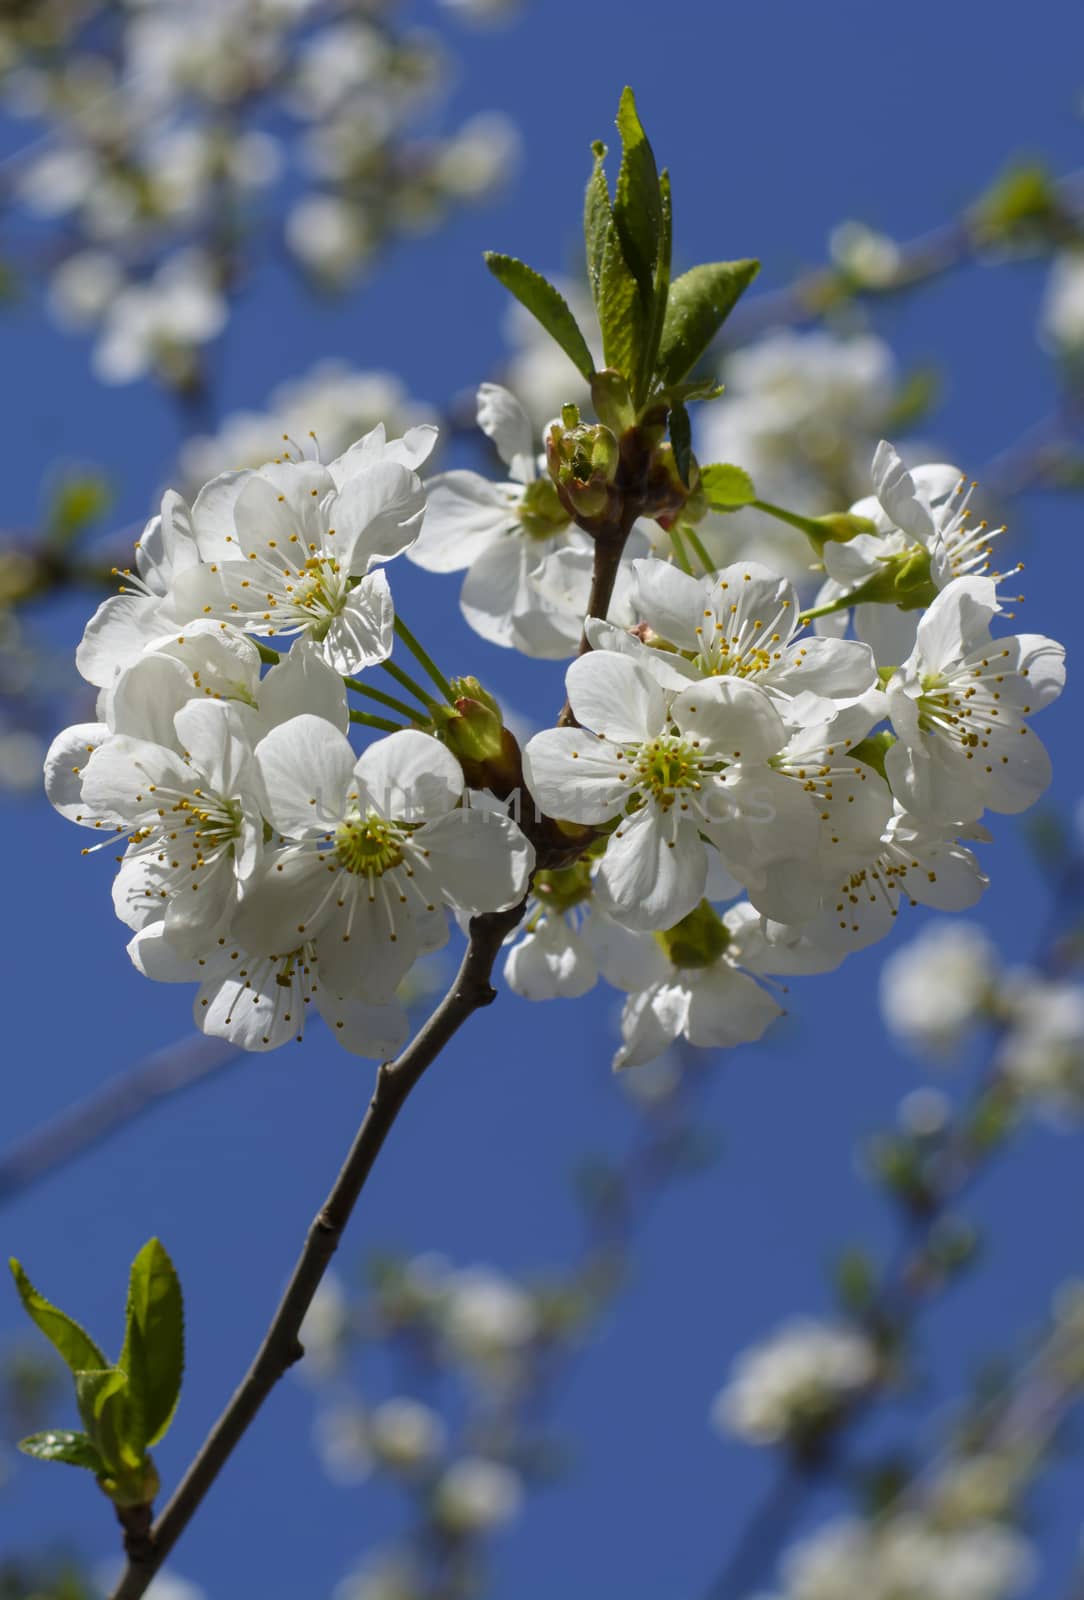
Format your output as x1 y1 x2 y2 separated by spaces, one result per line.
1040 252 1084 352
441 1266 538 1360
298 1273 349 1381
695 330 899 580
880 921 998 1055
47 250 125 330
433 1456 522 1533
898 1086 953 1137
998 975 1084 1119
287 193 372 282
368 1397 445 1471
712 1319 877 1446
829 221 902 287
333 1552 423 1600
179 363 433 492
313 1401 373 1485
776 1513 1032 1600
93 251 226 385
434 113 520 199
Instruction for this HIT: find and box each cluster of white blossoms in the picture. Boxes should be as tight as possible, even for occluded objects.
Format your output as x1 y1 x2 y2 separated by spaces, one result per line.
8 0 516 385
882 919 1084 1120
46 361 1067 1072
711 1318 877 1447
766 1513 1033 1600
45 420 535 1058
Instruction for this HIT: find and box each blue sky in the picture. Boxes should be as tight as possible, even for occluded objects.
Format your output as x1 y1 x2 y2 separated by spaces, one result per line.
3 1 1084 1595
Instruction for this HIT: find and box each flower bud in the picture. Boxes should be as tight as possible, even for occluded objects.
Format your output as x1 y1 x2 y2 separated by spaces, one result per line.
813 512 878 544
546 417 622 526
435 678 524 798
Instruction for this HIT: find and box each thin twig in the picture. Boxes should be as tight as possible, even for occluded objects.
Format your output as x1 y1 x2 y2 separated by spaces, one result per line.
0 1036 240 1205
107 900 526 1600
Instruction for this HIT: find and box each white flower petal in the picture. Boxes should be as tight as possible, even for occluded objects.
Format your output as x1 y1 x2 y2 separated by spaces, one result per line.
255 715 355 836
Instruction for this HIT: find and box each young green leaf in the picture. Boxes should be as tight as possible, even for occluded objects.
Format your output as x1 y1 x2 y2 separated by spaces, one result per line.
19 1429 104 1473
483 254 595 381
119 1238 185 1450
670 401 693 488
612 87 661 300
597 224 644 383
9 1259 108 1376
700 462 756 510
640 168 673 401
75 1367 133 1474
584 140 611 308
655 259 760 387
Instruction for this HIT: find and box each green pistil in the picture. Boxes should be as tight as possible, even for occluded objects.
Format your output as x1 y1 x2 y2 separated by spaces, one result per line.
334 813 404 876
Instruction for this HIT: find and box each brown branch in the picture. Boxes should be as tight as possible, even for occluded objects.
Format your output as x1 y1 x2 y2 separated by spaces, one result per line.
107 900 526 1600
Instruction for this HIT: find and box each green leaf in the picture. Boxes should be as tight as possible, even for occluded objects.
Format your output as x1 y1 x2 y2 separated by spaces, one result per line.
75 1368 133 1474
18 1429 104 1473
612 87 661 300
597 223 644 385
656 260 760 386
119 1239 184 1450
483 254 594 381
700 462 756 510
636 167 673 406
670 401 692 488
9 1260 108 1376
47 471 111 547
584 141 611 308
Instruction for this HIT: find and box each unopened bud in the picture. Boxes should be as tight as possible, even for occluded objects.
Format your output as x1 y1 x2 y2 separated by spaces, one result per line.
436 679 524 798
813 512 878 545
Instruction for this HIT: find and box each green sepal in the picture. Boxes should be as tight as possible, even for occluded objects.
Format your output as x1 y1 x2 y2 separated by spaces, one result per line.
655 259 760 386
483 253 595 381
849 731 896 782
656 375 724 409
118 1238 185 1452
656 900 730 970
700 462 756 511
18 1429 105 1472
8 1259 108 1376
669 401 693 488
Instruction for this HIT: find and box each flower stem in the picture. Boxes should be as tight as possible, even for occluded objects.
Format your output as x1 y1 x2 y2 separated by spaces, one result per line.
393 616 456 704
343 677 427 725
684 526 716 575
379 657 441 713
668 525 694 574
347 708 406 734
105 905 528 1600
751 497 830 546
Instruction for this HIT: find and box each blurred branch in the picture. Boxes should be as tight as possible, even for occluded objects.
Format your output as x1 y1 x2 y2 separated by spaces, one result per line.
725 166 1084 344
698 853 1084 1600
0 1034 240 1204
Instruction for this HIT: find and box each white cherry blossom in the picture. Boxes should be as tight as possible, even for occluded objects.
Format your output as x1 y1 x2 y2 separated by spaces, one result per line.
410 383 595 658
234 720 533 999
884 577 1064 825
169 447 427 675
712 1318 877 1445
76 489 201 688
129 922 409 1059
613 902 783 1069
73 699 265 956
629 558 878 716
524 650 821 930
813 440 1014 664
